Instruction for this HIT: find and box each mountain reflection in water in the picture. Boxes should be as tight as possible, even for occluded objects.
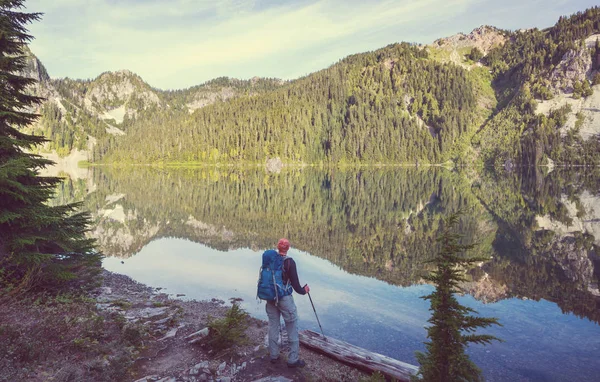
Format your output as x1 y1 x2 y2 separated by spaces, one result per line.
56 166 600 381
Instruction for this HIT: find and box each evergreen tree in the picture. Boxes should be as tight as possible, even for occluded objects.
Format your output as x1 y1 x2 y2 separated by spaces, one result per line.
413 214 501 382
572 80 582 99
467 47 484 62
581 79 593 97
0 0 99 294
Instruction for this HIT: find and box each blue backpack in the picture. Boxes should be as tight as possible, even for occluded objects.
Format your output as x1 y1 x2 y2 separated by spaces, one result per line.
257 249 293 303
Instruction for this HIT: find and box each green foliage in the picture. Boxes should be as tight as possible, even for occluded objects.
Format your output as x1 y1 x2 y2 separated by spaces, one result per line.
467 47 484 62
575 112 586 130
593 72 600 85
0 0 100 293
205 302 250 350
121 323 145 346
110 299 132 309
413 214 501 382
581 79 593 97
573 80 583 99
531 80 554 100
28 7 600 168
479 7 600 166
97 43 482 165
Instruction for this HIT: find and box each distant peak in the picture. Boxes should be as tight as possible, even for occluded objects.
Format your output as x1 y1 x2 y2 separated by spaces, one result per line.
431 25 506 55
97 69 138 79
470 25 502 34
114 69 134 76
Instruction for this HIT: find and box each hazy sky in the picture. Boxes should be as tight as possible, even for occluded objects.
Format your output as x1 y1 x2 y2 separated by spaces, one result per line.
26 0 598 90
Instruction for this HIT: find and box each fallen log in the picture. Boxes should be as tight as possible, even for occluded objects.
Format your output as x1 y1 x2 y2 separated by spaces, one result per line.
299 330 418 381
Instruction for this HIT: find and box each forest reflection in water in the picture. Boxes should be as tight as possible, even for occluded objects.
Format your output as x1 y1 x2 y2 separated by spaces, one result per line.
57 166 600 381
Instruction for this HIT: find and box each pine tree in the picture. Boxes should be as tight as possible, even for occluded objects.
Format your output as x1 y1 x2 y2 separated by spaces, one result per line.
572 80 583 99
413 213 501 382
581 79 593 97
0 0 99 294
467 47 484 62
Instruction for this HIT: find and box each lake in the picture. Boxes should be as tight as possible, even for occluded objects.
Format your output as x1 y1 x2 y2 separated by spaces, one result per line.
57 166 600 381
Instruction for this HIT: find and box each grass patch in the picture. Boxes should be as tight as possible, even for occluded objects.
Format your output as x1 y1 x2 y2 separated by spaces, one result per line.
110 299 132 309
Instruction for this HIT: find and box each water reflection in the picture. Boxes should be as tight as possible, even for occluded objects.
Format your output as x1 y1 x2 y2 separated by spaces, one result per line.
58 166 600 381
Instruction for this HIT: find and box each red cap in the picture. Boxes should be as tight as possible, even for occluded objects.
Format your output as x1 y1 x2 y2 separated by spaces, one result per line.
277 238 290 254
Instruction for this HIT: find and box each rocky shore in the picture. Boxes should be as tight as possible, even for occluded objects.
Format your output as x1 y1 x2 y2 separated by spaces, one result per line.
0 270 366 382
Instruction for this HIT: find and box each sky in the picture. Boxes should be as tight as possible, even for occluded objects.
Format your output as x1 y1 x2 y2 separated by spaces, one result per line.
26 0 599 90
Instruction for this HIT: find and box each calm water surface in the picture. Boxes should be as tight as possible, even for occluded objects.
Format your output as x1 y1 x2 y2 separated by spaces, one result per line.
61 167 600 381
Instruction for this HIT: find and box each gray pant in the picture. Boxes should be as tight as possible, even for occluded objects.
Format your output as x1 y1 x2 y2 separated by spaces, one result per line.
265 295 299 364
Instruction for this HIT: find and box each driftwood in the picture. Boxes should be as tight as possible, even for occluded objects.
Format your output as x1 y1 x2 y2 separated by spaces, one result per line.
299 330 419 381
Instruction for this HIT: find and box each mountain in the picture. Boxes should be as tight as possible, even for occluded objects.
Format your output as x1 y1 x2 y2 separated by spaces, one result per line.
23 6 600 167
20 50 283 159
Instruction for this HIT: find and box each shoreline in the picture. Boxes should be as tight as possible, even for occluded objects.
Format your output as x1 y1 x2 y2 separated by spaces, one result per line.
0 269 367 382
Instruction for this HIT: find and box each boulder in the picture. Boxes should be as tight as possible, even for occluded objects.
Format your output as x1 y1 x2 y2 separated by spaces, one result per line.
550 47 593 94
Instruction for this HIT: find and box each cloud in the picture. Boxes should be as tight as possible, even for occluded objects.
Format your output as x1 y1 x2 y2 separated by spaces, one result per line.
25 0 599 89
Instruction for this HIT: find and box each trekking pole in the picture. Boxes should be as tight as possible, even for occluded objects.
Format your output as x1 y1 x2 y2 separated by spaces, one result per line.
305 285 326 340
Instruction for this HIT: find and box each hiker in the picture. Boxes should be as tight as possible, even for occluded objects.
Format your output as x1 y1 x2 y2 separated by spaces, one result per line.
265 238 310 368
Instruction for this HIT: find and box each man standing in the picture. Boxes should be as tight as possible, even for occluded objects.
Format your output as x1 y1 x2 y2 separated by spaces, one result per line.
266 238 310 368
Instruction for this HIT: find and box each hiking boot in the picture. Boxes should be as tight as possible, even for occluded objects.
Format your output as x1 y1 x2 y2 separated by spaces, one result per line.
270 356 280 364
287 359 306 368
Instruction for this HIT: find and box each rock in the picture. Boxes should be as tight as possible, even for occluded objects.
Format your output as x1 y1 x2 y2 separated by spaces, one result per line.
159 327 178 341
218 362 226 373
189 361 209 375
95 303 111 311
156 378 177 382
252 377 293 382
133 376 159 382
99 286 112 294
550 47 593 93
153 315 174 325
186 327 210 344
137 307 168 320
198 374 208 382
220 377 232 382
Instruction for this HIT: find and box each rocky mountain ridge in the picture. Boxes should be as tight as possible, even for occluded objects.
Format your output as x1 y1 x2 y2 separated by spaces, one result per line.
21 49 284 158
429 25 508 66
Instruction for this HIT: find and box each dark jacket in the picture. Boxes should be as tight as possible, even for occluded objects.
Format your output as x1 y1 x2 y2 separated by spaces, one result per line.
282 257 306 295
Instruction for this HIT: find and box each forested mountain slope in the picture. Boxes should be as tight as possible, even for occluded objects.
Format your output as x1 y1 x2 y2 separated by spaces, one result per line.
101 43 488 164
20 50 283 158
24 7 600 167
